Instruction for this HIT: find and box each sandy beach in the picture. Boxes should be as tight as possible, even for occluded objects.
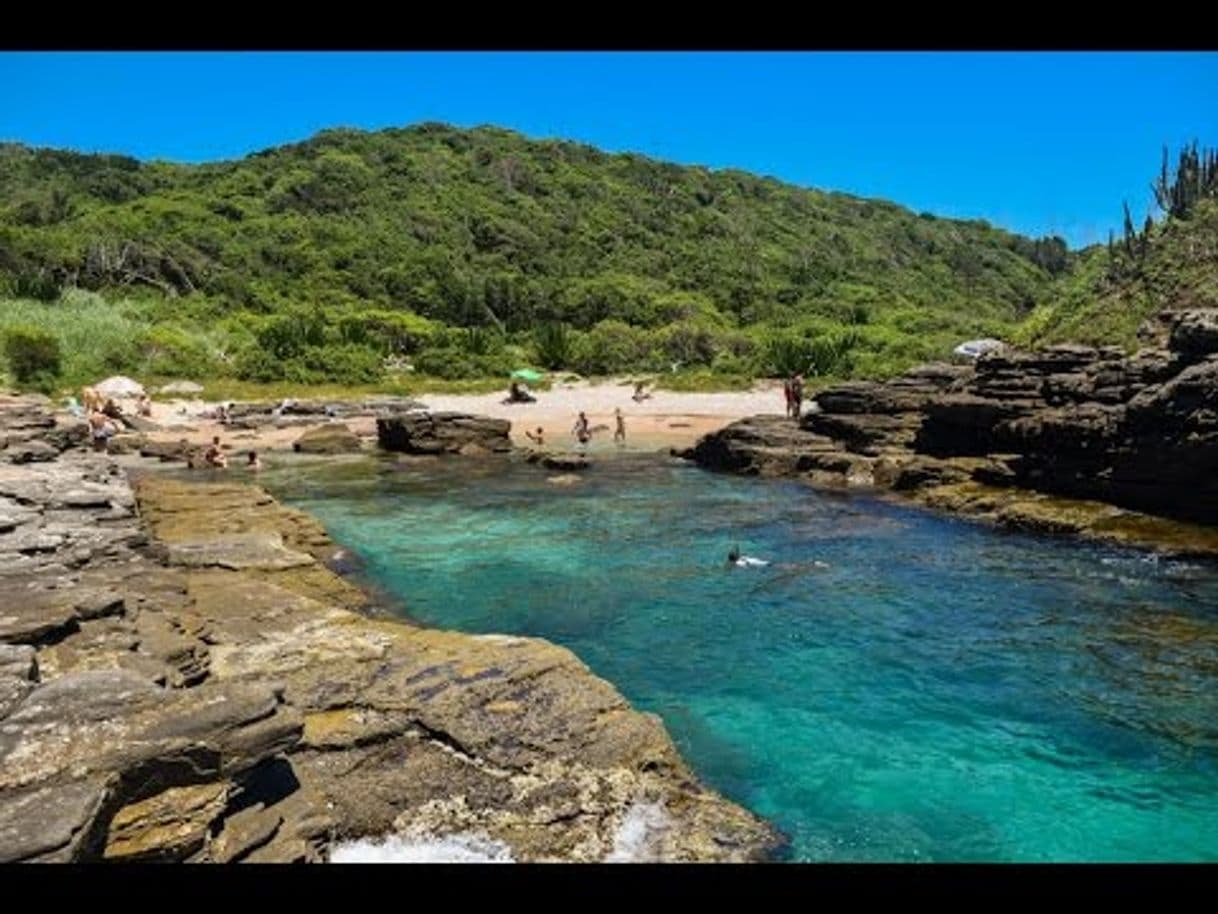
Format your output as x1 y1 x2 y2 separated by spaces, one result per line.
140 378 787 456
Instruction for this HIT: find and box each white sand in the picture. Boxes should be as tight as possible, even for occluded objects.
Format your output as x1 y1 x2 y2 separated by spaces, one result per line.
141 378 787 454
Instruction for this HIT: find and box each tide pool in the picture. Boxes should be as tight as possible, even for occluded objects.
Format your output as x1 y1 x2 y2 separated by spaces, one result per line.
262 454 1218 862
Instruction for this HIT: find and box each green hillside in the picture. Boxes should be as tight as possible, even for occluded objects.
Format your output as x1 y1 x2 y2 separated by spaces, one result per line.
0 123 1073 390
1021 199 1218 349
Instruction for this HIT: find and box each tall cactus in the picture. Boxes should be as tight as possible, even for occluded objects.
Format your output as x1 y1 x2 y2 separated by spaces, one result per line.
1152 141 1218 220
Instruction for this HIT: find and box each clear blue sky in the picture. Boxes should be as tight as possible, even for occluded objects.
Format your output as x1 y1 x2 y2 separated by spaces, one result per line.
2 51 1216 249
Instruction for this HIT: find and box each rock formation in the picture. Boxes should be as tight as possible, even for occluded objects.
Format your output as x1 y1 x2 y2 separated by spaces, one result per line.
680 309 1218 554
0 394 775 862
377 412 511 456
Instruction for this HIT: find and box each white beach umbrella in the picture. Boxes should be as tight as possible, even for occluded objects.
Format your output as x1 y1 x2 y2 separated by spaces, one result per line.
952 339 1006 360
93 375 146 399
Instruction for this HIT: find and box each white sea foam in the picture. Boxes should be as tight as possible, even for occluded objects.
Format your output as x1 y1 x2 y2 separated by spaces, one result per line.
330 831 515 863
605 801 671 863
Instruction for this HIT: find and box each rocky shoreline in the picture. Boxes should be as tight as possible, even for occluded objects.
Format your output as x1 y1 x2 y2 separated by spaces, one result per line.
0 394 777 862
677 309 1218 556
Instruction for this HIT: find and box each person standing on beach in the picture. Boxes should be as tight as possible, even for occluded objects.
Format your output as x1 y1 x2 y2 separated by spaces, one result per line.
782 376 794 418
791 374 805 421
572 411 591 447
614 408 626 444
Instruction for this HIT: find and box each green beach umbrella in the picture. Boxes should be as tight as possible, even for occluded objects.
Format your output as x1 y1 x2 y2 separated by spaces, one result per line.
510 368 544 383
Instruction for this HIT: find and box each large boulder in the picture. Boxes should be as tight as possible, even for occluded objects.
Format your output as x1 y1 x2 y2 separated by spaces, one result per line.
1168 309 1218 359
377 412 511 455
93 376 145 400
679 416 840 476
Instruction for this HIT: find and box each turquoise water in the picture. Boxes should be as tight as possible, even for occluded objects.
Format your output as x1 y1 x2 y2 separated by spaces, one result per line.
262 454 1218 862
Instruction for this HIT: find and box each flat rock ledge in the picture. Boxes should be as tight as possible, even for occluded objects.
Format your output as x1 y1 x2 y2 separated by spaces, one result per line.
0 393 776 862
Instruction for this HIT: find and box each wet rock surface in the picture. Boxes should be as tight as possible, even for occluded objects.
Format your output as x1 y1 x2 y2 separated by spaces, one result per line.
523 449 592 471
292 424 364 454
681 309 1218 553
0 393 776 862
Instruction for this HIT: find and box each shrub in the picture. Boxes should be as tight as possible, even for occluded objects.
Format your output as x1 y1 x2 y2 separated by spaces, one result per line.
763 329 859 378
3 325 62 387
571 320 654 375
237 342 384 385
534 322 573 370
658 321 718 368
135 325 215 377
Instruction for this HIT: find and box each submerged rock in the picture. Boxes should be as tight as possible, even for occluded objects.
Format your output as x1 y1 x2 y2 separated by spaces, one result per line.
292 424 364 454
524 449 591 471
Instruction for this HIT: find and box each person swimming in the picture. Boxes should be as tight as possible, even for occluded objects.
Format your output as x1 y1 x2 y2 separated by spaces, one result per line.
726 545 770 568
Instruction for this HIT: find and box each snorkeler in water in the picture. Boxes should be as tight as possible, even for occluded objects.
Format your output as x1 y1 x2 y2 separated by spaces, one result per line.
726 545 770 568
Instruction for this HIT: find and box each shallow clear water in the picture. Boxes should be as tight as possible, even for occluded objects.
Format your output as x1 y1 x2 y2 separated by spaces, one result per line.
262 454 1218 862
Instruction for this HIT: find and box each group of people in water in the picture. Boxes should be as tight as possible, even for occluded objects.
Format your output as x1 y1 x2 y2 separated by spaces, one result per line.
185 434 262 472
505 375 655 450
523 407 629 449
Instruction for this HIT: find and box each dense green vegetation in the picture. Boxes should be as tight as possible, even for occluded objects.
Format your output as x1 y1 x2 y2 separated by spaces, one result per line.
2 324 60 390
0 122 1119 392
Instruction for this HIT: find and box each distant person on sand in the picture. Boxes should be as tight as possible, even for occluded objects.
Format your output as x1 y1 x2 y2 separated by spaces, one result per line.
246 451 262 472
524 427 545 446
506 380 536 404
791 374 805 420
632 382 651 403
783 376 794 418
204 435 228 469
614 408 626 444
572 411 592 446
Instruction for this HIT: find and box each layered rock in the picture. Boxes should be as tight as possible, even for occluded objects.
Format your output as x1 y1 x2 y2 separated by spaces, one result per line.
0 394 87 464
0 394 776 863
226 397 426 430
681 309 1218 551
377 412 511 456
